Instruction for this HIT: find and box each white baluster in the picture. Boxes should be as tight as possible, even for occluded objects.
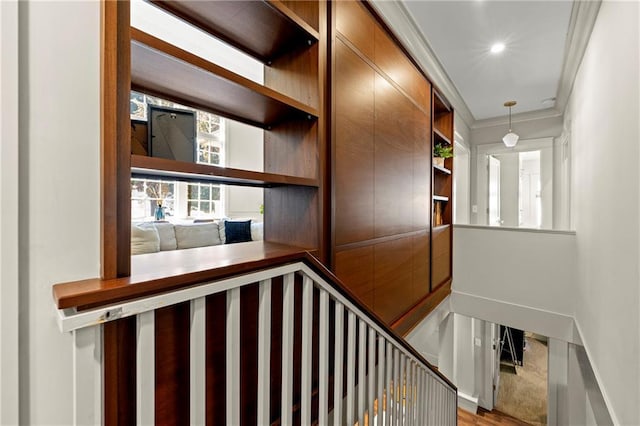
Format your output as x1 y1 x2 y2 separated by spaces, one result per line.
393 348 400 426
226 287 241 425
136 311 155 426
334 302 344 425
73 325 102 425
281 273 295 426
318 289 329 425
406 360 412 426
257 279 272 425
368 327 376 426
377 337 386 424
399 355 406 426
190 298 206 425
301 275 313 425
385 342 393 426
358 319 366 426
346 311 356 425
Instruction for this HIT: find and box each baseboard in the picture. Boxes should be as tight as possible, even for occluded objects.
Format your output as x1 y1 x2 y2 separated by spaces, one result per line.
572 319 618 425
450 290 579 344
457 391 479 413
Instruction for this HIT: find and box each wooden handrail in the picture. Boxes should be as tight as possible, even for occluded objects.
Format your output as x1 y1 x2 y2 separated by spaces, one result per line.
52 240 455 391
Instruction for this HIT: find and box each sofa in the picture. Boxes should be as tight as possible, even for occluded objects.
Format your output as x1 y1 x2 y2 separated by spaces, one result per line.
131 219 264 255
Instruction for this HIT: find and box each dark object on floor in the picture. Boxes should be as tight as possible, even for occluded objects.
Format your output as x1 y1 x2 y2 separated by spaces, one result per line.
500 326 524 366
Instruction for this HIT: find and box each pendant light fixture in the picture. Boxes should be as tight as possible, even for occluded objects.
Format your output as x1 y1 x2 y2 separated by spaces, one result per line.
502 101 519 147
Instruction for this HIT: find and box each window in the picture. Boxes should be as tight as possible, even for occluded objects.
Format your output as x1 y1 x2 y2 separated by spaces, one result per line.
131 178 175 220
187 182 223 218
130 92 226 220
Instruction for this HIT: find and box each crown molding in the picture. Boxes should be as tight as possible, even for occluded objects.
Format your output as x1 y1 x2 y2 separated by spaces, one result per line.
471 108 563 130
554 0 602 115
369 0 475 129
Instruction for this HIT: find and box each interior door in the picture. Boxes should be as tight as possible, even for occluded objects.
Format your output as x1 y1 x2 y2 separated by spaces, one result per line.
488 155 501 226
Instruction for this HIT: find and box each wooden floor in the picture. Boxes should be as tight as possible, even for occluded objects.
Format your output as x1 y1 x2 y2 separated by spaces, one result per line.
458 407 532 426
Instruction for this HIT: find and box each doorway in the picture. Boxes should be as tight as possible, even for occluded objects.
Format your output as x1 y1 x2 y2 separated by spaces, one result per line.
476 138 553 229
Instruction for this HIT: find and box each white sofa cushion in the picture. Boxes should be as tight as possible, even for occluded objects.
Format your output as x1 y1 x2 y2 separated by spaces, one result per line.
251 222 264 241
153 222 178 251
131 224 160 255
174 223 222 249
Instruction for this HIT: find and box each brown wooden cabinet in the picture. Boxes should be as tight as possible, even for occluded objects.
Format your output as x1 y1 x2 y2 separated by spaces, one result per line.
331 0 453 333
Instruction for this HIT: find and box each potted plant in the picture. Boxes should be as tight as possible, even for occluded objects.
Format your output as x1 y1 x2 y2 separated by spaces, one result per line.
433 144 453 168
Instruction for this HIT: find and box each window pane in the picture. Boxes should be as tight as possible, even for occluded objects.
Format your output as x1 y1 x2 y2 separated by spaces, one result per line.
200 185 210 200
211 186 220 201
201 202 210 214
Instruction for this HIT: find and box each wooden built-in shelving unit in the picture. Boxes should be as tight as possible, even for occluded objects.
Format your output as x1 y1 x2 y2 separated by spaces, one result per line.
129 1 325 253
131 155 318 188
149 0 320 63
431 89 454 289
131 29 318 129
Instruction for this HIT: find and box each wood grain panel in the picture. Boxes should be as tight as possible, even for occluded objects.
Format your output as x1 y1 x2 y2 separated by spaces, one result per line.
334 39 375 245
104 317 136 426
413 88 432 231
206 293 226 424
149 1 318 63
335 0 375 60
265 41 319 110
264 118 318 180
373 237 414 323
334 246 374 308
374 24 429 112
240 283 259 425
265 186 319 249
412 233 430 303
432 225 451 288
280 0 319 31
374 74 415 238
101 0 131 278
391 279 451 336
155 303 191 425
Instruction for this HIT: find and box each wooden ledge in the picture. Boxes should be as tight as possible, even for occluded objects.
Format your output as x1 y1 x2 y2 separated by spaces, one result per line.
53 241 308 310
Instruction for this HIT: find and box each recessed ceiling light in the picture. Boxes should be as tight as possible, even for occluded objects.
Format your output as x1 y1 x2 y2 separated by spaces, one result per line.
490 43 505 54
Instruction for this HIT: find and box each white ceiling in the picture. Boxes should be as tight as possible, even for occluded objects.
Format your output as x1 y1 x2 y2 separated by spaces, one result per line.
404 1 573 120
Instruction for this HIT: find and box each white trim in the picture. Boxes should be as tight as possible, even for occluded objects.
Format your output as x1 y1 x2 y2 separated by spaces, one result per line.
457 391 479 414
0 0 20 423
280 273 295 426
450 290 578 344
73 326 103 425
573 319 620 426
256 279 272 426
56 262 301 333
472 108 562 130
226 288 241 425
555 0 603 115
454 224 576 236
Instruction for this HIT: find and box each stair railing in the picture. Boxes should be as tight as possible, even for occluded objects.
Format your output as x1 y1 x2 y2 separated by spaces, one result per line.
55 251 457 425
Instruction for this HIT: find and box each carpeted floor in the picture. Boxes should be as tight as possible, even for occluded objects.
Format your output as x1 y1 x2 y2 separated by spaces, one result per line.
495 333 548 425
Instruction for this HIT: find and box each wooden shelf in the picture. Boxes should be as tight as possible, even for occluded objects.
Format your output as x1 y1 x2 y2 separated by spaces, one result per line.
149 0 319 64
131 155 319 188
131 29 319 129
433 224 451 232
433 127 452 145
433 164 452 175
433 195 449 202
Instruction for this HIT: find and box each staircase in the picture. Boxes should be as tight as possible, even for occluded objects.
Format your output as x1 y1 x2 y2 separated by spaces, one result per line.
55 249 457 425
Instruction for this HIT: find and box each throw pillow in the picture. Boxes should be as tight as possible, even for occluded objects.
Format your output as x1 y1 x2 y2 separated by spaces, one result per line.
131 224 160 255
174 223 222 249
225 220 252 244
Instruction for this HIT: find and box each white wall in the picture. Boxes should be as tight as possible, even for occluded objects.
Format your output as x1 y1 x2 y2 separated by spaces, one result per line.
5 1 102 424
225 120 264 221
1 1 20 423
452 225 577 342
566 1 640 424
